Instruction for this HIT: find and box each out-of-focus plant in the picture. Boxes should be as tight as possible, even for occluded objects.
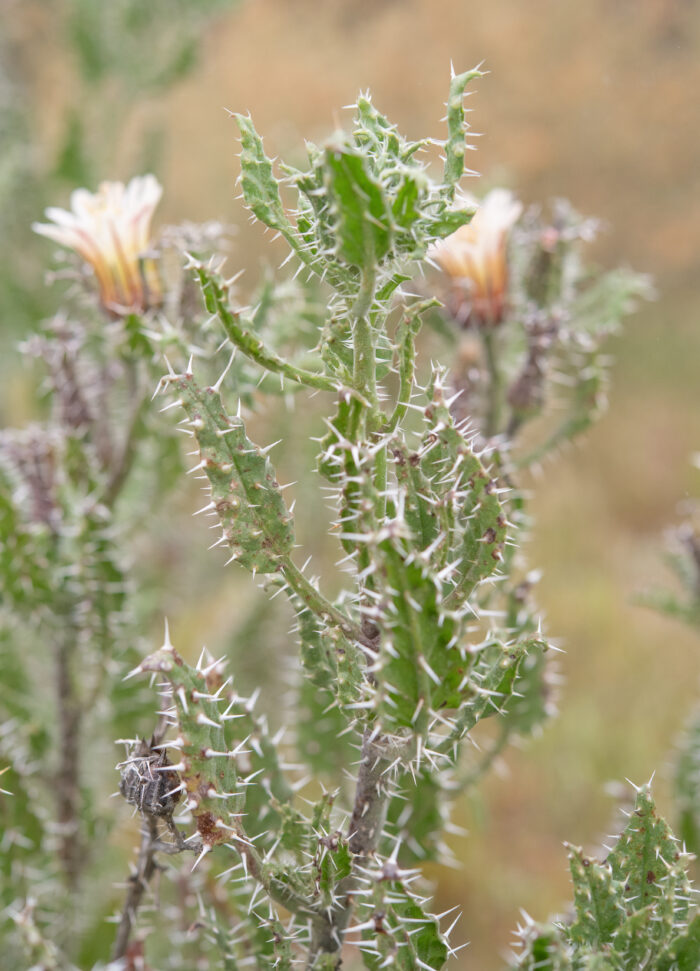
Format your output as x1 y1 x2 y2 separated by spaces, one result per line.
510 784 700 970
639 456 700 861
1 65 678 971
0 0 242 354
429 191 653 456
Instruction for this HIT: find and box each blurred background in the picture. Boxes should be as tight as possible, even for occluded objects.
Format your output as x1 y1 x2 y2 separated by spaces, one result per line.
2 1 700 967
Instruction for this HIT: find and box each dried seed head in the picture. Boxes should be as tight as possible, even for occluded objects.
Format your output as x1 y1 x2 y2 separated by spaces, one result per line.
118 737 182 818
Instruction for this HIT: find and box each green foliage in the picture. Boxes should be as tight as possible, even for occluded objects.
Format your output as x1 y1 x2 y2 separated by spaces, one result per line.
511 788 699 970
164 370 295 573
358 873 449 970
0 63 658 971
236 78 480 296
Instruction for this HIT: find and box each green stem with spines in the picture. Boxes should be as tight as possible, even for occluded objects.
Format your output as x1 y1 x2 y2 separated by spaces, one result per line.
197 265 337 392
279 555 372 650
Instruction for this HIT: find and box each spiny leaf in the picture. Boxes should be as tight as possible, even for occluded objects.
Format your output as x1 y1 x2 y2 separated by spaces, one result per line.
607 786 689 914
169 372 295 573
359 877 448 971
657 914 700 971
567 846 625 947
443 67 483 193
236 114 292 235
324 145 392 269
137 643 240 848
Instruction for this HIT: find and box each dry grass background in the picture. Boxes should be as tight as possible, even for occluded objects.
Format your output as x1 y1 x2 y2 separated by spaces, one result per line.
13 0 700 966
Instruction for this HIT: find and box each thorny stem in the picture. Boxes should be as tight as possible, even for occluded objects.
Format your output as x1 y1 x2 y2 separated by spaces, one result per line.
206 272 338 393
309 730 392 965
228 820 316 919
280 556 375 651
111 816 161 962
351 268 379 414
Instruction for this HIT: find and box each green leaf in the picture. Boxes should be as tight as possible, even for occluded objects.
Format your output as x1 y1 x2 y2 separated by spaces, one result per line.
567 846 625 947
373 535 458 732
324 145 392 269
167 372 295 573
236 114 293 235
443 68 483 193
359 878 448 970
657 914 700 971
607 786 688 915
137 643 240 848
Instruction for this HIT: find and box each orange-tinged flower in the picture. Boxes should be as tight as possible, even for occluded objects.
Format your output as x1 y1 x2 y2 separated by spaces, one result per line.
33 175 163 315
430 188 522 327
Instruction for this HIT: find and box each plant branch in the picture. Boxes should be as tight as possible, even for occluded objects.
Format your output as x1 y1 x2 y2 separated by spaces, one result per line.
280 555 375 650
100 384 149 508
202 268 338 392
111 815 161 962
309 729 392 965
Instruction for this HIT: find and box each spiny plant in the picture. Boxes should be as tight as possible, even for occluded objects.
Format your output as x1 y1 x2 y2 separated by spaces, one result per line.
510 785 700 970
0 67 670 971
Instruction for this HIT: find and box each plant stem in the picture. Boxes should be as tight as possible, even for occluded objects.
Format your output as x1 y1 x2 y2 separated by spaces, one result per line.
207 272 337 392
111 816 160 962
55 633 82 888
351 269 378 406
101 385 149 507
309 730 391 966
280 555 374 650
482 327 502 437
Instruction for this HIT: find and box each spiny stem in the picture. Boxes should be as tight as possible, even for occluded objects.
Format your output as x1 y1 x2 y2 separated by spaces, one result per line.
280 556 374 650
351 268 378 406
309 730 391 964
111 816 160 961
202 269 337 392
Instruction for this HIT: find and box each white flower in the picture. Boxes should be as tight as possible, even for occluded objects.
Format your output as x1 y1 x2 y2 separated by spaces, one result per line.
430 188 522 327
33 175 163 315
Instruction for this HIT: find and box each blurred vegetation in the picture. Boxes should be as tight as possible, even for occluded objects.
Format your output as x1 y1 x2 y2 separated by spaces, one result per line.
1 1 699 968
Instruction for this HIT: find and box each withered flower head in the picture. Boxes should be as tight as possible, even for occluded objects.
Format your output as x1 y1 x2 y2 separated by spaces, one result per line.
33 175 163 316
430 188 522 328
